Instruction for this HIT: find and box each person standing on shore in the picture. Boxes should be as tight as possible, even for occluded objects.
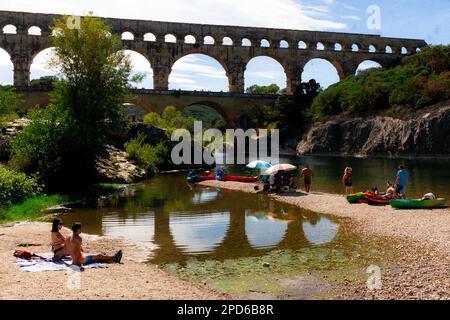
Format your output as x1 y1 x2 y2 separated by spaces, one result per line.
301 165 313 193
342 167 353 195
394 165 409 198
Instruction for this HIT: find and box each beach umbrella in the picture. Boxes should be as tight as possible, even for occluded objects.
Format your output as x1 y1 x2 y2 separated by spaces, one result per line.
246 160 272 170
264 164 297 175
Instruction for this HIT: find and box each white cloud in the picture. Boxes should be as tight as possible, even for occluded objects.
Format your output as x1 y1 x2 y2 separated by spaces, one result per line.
0 0 347 31
340 3 360 12
340 15 361 21
172 59 227 79
169 75 199 85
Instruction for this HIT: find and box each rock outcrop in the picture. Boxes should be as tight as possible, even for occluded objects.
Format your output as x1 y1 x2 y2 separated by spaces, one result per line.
298 101 450 157
96 144 147 183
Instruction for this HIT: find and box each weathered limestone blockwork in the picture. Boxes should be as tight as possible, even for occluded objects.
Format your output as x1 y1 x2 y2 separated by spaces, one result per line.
1 10 427 92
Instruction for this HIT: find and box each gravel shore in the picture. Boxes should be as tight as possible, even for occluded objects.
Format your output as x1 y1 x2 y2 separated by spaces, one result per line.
0 222 229 300
199 180 450 300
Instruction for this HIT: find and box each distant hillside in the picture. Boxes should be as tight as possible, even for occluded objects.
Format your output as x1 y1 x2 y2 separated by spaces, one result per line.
182 104 225 129
309 45 450 121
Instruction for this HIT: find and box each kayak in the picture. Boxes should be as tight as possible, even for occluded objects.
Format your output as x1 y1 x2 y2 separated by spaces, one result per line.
347 192 372 204
346 192 364 204
390 198 446 209
217 174 259 183
365 196 391 206
187 174 215 183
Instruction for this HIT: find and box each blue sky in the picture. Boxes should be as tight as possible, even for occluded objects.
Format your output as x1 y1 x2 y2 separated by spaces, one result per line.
0 0 449 89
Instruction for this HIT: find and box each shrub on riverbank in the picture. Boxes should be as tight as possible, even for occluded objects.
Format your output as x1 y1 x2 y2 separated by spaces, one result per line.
0 86 21 125
124 133 168 173
0 194 66 222
310 45 450 120
0 165 41 208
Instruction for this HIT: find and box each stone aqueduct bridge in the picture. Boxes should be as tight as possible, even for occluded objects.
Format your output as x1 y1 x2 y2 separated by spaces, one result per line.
1 11 427 125
18 86 277 127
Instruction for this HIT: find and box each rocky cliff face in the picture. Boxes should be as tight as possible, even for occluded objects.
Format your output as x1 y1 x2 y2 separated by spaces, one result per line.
298 101 450 157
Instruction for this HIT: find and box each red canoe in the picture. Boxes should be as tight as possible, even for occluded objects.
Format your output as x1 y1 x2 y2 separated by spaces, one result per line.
365 196 391 205
218 174 259 183
187 174 216 183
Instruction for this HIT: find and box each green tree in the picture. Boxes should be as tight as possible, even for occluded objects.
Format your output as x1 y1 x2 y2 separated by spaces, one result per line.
0 86 21 123
251 80 321 143
246 84 282 94
11 15 137 189
143 106 196 136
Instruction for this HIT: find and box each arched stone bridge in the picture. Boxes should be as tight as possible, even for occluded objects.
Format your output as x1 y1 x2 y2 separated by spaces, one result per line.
1 10 427 125
16 86 278 127
1 10 427 92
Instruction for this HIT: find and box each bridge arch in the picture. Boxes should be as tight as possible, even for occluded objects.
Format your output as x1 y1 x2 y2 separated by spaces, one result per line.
279 40 289 49
169 52 230 91
298 41 307 49
28 26 42 36
222 37 233 46
356 59 383 75
122 49 153 89
203 35 215 45
184 35 196 44
183 101 231 128
260 39 270 48
121 31 135 41
2 24 17 34
165 34 177 43
242 38 251 47
144 32 156 42
30 47 58 81
244 55 290 92
0 47 13 84
302 58 342 88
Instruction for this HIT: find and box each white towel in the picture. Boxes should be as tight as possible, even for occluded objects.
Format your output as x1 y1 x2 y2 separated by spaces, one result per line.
15 253 107 272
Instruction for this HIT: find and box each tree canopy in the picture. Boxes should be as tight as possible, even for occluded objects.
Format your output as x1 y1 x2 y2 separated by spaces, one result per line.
246 84 282 94
12 15 136 189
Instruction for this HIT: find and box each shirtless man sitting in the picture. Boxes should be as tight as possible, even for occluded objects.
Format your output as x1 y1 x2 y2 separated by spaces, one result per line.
65 222 122 268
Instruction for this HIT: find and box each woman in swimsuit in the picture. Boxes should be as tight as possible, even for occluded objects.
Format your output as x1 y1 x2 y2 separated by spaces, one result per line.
342 167 353 195
51 218 68 261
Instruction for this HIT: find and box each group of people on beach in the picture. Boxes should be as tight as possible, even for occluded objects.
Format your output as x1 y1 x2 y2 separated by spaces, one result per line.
342 165 409 198
263 165 312 193
51 219 122 269
294 163 416 200
265 171 296 193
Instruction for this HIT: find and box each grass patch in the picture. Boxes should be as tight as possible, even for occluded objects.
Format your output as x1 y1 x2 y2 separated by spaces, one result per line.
0 194 67 223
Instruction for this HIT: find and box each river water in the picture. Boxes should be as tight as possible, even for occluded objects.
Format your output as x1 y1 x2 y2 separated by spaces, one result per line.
225 154 450 199
60 155 445 295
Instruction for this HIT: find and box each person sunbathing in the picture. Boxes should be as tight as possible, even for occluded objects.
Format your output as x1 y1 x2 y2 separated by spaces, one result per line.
65 222 122 268
51 218 69 261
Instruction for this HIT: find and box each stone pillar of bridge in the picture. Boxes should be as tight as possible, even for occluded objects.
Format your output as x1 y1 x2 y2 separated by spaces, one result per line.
11 52 32 87
153 66 171 91
342 61 361 79
227 59 246 93
286 63 304 95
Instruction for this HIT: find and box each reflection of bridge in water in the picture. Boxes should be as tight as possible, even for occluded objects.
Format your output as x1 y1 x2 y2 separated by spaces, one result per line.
150 196 339 265
62 184 340 265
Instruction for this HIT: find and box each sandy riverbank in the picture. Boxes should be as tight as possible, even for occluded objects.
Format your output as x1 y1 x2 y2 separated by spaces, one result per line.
0 222 229 300
199 180 450 300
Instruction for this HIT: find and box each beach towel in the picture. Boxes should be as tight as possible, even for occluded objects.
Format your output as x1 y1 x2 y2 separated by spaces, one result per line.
15 253 107 272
